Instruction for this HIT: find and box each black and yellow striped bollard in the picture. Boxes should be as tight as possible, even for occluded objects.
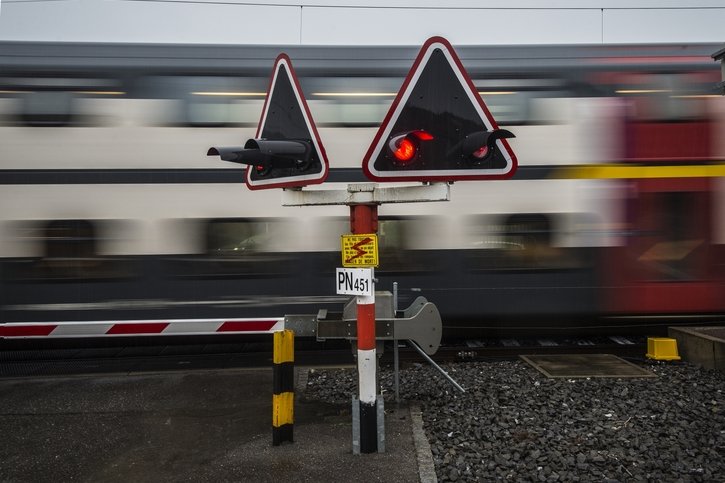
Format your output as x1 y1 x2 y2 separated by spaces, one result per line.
272 329 294 445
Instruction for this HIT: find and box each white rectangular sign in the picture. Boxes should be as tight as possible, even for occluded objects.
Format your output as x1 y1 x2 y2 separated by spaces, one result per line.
336 267 374 296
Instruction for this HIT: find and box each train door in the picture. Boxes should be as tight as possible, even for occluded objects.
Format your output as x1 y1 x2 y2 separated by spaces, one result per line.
606 117 722 314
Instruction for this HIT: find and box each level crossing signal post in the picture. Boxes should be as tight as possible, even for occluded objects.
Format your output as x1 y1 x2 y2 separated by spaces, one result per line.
207 35 517 455
349 203 378 453
284 182 450 454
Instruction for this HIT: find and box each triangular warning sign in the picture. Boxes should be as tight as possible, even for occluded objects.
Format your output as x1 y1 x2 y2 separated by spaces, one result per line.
362 36 517 182
246 54 329 190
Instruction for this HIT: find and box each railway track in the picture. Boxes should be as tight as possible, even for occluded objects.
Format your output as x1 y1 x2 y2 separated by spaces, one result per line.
431 335 647 361
0 335 648 378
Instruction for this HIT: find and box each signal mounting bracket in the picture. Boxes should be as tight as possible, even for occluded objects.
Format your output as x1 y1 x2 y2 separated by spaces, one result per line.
281 182 450 207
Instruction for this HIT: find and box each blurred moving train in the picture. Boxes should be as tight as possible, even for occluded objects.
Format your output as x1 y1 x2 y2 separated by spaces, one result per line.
0 41 724 338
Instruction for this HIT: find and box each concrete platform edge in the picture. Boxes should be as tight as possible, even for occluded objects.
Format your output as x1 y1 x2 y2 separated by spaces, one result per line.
410 404 438 483
668 326 725 371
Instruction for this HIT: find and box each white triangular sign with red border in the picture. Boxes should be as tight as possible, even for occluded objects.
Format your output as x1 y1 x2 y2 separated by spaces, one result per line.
246 54 329 190
362 36 517 182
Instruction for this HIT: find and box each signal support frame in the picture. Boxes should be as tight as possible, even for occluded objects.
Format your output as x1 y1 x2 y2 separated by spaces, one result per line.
281 182 450 206
281 181 451 453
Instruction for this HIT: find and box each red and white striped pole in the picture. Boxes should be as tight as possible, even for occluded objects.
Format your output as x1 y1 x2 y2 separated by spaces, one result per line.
0 318 285 339
350 203 378 454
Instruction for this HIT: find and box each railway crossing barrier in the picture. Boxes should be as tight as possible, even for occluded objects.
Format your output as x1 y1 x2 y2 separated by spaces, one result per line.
0 318 285 338
0 291 450 451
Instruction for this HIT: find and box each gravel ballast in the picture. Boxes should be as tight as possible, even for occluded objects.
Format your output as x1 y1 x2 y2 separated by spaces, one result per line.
304 360 725 482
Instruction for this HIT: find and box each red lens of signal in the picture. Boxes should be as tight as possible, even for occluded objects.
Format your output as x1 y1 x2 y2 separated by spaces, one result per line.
389 130 434 165
393 138 416 163
472 146 489 159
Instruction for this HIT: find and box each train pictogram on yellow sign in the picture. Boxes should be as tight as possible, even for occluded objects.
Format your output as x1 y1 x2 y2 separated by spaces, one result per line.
341 234 378 267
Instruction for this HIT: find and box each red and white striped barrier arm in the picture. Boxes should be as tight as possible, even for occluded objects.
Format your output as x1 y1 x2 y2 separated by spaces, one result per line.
0 318 285 339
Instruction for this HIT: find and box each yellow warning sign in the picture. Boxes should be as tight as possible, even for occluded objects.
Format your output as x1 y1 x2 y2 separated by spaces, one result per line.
341 234 378 267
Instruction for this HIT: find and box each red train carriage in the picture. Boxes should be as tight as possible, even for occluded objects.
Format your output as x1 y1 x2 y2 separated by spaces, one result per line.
605 112 724 316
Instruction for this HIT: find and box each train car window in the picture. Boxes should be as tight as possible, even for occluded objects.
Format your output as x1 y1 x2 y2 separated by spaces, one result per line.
616 72 712 121
504 214 552 250
306 98 391 127
380 216 447 273
378 218 407 249
634 191 708 281
478 91 529 125
0 96 22 126
377 217 420 273
167 218 297 277
304 76 400 127
21 91 76 126
206 218 280 255
464 214 581 270
44 219 96 260
472 78 571 125
176 76 267 127
9 219 134 281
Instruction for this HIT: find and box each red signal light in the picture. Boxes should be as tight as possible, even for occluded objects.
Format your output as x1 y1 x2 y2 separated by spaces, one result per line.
255 164 271 176
472 146 489 159
393 138 416 163
388 130 434 165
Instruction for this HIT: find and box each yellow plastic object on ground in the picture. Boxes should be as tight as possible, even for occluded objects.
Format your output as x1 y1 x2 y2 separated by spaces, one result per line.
646 337 681 361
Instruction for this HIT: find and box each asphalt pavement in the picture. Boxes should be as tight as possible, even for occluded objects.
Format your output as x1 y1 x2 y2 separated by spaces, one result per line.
0 368 424 483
